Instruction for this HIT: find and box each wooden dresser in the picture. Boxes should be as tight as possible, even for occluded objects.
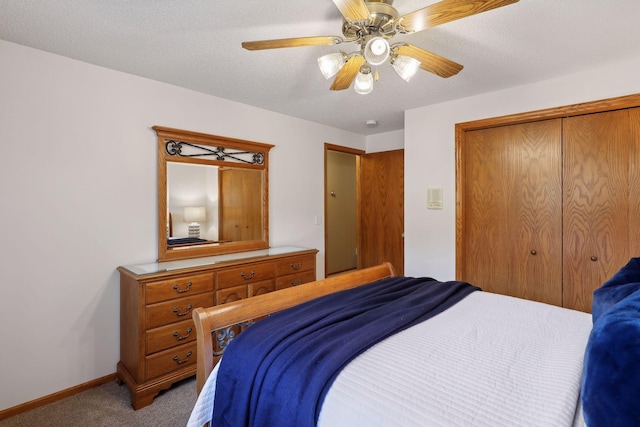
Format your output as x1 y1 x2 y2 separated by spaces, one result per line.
117 246 318 409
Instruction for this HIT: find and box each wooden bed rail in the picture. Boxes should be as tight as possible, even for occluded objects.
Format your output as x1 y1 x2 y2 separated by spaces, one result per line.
192 262 397 394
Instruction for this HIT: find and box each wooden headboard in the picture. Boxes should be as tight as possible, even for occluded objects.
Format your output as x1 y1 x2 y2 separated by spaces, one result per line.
191 262 397 394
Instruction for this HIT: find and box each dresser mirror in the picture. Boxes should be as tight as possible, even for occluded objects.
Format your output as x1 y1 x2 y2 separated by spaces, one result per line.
154 126 273 261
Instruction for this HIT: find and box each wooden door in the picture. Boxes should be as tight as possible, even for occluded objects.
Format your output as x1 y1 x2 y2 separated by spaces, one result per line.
360 150 404 275
461 120 563 305
563 109 636 312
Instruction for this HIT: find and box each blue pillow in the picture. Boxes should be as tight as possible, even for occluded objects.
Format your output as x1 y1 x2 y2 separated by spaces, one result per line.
592 257 640 323
581 290 640 427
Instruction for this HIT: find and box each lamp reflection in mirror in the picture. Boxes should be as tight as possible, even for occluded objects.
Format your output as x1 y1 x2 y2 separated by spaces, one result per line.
391 55 421 82
318 52 347 79
354 65 374 95
184 206 206 238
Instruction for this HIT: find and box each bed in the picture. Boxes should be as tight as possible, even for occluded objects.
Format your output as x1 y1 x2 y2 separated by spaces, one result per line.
187 259 640 427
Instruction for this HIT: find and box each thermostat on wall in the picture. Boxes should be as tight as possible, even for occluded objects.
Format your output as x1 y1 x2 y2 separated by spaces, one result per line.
427 187 443 210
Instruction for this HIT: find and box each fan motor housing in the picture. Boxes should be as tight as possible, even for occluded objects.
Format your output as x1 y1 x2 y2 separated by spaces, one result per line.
342 0 399 40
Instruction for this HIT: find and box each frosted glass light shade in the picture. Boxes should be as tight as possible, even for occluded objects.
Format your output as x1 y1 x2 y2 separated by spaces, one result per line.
392 55 421 82
364 37 390 66
317 52 346 79
354 70 374 95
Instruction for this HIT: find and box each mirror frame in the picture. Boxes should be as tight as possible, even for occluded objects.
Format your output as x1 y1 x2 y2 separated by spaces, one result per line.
154 126 273 261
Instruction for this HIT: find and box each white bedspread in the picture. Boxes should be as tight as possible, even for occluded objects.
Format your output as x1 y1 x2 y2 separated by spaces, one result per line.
187 291 592 427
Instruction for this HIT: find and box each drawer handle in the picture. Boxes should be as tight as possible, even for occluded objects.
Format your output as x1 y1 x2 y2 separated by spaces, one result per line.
591 256 598 262
173 327 192 341
290 279 303 287
173 282 192 293
172 351 192 365
291 262 303 271
241 270 255 280
172 304 192 317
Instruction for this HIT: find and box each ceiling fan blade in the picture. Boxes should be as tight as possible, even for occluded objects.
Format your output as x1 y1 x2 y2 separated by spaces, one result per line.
330 55 366 91
242 36 343 51
397 0 519 33
396 44 463 78
332 0 371 21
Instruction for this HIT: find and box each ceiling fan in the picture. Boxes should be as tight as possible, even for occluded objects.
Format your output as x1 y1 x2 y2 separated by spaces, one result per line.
242 0 519 94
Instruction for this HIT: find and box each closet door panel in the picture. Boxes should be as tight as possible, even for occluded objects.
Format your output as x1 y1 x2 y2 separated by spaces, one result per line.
462 119 562 304
508 120 563 305
462 127 511 294
563 110 631 312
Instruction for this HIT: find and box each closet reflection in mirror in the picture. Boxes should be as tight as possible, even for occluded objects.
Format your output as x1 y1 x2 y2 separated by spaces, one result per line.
166 162 263 247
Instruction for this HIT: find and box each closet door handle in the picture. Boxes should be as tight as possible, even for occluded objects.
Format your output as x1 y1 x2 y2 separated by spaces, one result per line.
530 250 537 255
590 256 598 262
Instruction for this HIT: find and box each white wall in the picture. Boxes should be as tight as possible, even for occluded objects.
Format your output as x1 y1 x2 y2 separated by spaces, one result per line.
366 129 404 153
0 40 364 410
404 55 640 281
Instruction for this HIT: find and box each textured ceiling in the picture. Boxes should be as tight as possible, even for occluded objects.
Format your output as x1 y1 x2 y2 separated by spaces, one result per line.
2 0 640 135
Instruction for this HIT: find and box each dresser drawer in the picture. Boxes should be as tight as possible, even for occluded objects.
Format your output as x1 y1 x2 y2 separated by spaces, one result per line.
275 254 315 276
146 293 214 329
145 341 197 380
217 262 275 289
276 270 316 290
146 319 196 355
145 273 213 304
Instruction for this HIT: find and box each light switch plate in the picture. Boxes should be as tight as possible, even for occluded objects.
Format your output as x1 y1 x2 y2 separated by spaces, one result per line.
427 187 443 210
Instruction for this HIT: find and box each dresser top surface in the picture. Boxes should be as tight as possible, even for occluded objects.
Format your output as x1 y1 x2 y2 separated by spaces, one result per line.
119 246 315 277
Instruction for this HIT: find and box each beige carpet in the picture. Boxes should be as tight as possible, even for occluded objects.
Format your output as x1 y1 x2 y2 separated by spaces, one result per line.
0 377 197 427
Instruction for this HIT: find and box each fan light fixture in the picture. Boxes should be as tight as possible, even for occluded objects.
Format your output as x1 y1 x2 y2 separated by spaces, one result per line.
243 0 519 95
354 65 374 95
391 55 421 82
318 44 421 95
364 37 390 66
318 52 347 79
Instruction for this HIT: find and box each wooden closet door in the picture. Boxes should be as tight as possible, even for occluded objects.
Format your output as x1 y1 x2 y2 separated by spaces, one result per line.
462 120 562 305
563 110 634 312
462 126 511 295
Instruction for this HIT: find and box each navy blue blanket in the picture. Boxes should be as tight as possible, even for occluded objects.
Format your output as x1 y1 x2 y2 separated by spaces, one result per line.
167 237 208 245
212 275 480 427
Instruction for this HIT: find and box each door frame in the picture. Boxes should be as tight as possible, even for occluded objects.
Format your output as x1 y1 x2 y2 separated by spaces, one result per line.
324 143 365 277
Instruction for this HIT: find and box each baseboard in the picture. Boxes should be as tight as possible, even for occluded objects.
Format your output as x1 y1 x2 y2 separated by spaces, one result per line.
0 373 117 421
